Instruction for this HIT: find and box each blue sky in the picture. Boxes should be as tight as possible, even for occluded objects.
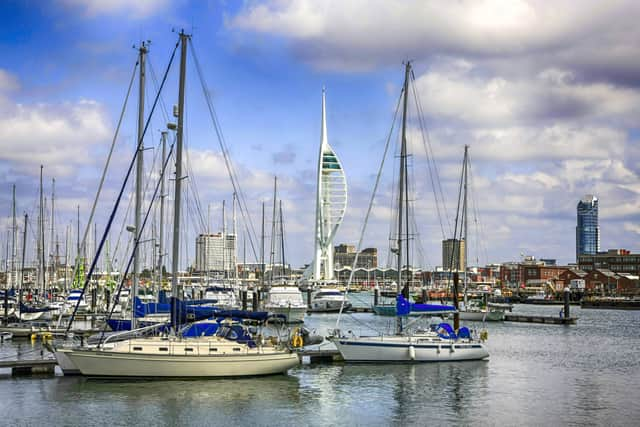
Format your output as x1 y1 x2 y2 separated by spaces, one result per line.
1 0 639 272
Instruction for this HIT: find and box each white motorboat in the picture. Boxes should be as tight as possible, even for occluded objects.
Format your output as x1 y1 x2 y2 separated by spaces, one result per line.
204 285 240 310
263 285 307 322
458 301 505 322
310 288 351 313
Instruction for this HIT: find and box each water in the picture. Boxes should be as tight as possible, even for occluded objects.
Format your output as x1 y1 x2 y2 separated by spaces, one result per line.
1 302 639 426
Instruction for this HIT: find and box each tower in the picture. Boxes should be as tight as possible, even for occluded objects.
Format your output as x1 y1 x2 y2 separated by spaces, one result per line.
576 195 600 260
311 89 347 282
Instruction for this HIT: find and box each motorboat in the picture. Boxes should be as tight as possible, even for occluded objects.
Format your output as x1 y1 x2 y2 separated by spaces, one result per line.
309 288 351 312
263 285 307 322
204 285 240 310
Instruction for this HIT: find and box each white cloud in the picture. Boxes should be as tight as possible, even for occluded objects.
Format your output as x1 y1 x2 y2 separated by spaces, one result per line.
61 0 169 19
412 65 640 126
0 99 111 177
230 0 640 76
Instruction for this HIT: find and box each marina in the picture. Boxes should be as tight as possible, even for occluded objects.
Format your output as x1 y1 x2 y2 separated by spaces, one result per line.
1 1 639 426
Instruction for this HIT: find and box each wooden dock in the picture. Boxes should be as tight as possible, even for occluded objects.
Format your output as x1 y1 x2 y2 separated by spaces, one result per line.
0 359 57 376
505 314 577 325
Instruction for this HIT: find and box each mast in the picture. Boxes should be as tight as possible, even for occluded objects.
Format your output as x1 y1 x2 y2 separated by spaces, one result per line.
463 145 469 306
132 41 147 330
39 165 45 298
19 214 27 318
279 200 286 280
260 201 265 289
233 192 237 285
50 178 55 290
396 62 411 333
157 131 167 290
222 199 226 279
170 31 189 330
269 177 277 284
10 185 16 289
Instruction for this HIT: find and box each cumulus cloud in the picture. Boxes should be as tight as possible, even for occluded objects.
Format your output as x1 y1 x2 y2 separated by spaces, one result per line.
230 0 640 81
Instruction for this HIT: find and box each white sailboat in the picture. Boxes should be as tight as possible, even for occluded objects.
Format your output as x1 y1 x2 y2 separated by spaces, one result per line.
330 62 489 363
60 33 299 377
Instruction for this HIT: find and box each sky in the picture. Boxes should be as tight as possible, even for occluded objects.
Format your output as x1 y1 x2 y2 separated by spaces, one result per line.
0 0 639 273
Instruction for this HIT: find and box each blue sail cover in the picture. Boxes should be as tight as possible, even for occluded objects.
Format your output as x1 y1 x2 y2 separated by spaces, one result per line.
396 295 456 316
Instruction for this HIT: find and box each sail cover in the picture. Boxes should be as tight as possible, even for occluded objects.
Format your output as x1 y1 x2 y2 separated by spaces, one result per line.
396 295 456 316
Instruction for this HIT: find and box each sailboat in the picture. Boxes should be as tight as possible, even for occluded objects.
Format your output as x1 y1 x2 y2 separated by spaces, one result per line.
263 179 308 323
330 62 489 362
453 146 505 322
58 32 299 377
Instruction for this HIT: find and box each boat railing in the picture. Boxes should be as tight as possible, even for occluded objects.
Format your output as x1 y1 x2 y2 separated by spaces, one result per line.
101 322 168 346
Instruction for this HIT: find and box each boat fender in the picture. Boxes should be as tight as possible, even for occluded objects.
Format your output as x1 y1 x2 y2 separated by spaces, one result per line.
409 345 416 360
480 330 488 342
450 345 455 353
437 345 440 354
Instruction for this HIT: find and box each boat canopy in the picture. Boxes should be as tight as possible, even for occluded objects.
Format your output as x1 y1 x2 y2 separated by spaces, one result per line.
396 295 456 316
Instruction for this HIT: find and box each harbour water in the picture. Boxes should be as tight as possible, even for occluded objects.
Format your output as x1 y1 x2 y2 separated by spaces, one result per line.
1 302 639 426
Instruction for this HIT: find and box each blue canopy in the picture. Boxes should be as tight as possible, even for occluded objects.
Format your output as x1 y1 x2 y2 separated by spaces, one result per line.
396 295 456 316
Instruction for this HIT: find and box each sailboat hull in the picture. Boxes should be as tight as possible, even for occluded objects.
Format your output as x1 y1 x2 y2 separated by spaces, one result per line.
58 339 300 377
332 336 489 362
459 310 505 321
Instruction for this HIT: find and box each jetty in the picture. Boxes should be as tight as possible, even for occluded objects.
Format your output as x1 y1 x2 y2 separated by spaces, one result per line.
505 313 577 325
0 359 57 376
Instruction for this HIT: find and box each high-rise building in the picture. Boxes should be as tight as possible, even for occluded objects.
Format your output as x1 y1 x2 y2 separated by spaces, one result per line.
576 195 600 260
442 238 465 272
195 232 236 273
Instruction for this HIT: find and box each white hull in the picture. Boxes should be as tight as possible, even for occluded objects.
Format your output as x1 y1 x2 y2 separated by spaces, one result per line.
310 299 351 313
59 336 300 377
18 311 45 321
332 335 489 362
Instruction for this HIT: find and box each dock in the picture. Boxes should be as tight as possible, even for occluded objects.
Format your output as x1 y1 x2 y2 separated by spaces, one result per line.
505 314 577 325
299 347 343 363
0 359 57 376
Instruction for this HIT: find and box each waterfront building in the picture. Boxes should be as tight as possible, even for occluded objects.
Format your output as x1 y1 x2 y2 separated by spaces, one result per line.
194 232 236 273
576 195 600 260
334 244 378 269
309 89 348 283
442 238 465 272
578 248 640 276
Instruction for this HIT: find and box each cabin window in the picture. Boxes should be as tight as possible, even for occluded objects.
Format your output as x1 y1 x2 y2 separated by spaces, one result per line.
233 347 241 352
159 347 168 351
185 348 194 352
209 348 218 352
133 347 143 351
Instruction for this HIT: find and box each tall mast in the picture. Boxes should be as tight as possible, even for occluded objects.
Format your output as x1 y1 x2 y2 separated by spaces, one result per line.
269 177 277 284
222 199 226 278
279 200 286 279
463 145 469 306
397 61 411 333
171 31 189 330
157 131 167 289
50 178 55 289
10 184 16 289
233 192 237 284
260 201 265 288
132 41 147 329
19 214 27 316
39 165 45 298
